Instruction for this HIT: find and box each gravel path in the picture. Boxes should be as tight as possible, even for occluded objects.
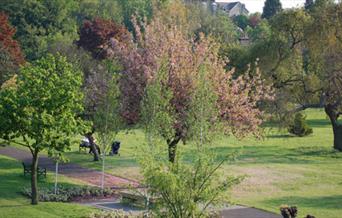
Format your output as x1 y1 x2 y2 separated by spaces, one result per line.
0 146 139 188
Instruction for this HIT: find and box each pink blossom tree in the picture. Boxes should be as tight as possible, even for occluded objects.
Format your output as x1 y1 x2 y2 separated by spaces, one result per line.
110 16 273 162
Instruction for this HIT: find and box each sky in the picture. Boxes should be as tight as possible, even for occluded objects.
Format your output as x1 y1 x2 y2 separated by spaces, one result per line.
216 0 306 13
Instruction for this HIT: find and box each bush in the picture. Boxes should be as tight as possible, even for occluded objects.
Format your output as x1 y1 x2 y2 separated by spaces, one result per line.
22 186 115 202
288 113 313 137
138 145 242 218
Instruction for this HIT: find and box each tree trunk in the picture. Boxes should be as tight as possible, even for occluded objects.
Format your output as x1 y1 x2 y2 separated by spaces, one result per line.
86 133 99 161
333 124 342 151
168 137 181 163
325 104 342 151
31 150 39 205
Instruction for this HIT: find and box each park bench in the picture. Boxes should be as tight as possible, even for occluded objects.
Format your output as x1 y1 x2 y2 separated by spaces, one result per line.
22 162 47 178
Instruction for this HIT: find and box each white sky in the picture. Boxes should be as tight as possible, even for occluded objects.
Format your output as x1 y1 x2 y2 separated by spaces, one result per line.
216 0 306 13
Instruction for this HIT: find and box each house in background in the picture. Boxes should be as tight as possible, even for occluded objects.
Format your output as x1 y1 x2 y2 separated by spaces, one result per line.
214 1 249 17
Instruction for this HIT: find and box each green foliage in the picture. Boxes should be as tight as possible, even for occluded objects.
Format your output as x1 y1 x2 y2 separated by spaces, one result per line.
0 53 88 204
140 61 175 144
74 0 123 26
0 54 87 153
139 143 241 218
262 0 282 19
288 113 313 137
196 9 238 44
119 0 154 31
233 15 249 30
0 0 78 60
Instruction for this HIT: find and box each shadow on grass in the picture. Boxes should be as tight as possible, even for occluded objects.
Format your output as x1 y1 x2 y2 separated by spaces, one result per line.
293 146 342 158
307 119 331 127
266 134 294 139
181 144 342 165
262 195 342 209
0 157 86 204
66 151 138 168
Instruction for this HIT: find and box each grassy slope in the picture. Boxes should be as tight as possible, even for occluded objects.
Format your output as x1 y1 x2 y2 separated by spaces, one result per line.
65 109 342 218
0 155 96 218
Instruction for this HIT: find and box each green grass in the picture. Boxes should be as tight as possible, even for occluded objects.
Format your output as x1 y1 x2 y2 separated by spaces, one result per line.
0 155 97 218
64 109 342 218
2 109 342 217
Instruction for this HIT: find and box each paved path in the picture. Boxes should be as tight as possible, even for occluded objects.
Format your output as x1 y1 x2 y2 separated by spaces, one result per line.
0 146 139 188
221 206 281 218
82 200 281 218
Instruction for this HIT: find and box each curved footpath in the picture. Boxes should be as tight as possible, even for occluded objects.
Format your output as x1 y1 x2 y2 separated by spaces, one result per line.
0 146 281 218
0 146 139 188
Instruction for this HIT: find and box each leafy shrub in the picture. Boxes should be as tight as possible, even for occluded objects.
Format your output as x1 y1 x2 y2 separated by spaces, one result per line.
288 113 313 137
139 145 242 218
22 186 115 202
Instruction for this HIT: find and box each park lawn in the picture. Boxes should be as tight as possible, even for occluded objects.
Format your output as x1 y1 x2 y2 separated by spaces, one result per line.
65 108 342 218
0 155 97 218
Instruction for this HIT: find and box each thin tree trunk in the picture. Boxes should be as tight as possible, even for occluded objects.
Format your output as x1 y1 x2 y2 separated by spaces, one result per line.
31 150 39 205
325 104 342 151
168 136 181 163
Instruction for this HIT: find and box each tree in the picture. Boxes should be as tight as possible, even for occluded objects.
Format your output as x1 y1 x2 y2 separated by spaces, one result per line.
84 64 122 181
304 2 342 150
233 5 342 151
305 0 314 10
74 0 123 26
0 0 78 60
77 18 131 60
262 0 282 19
119 0 154 31
0 54 87 204
0 12 24 86
138 58 242 217
114 14 273 162
249 13 262 28
233 15 249 30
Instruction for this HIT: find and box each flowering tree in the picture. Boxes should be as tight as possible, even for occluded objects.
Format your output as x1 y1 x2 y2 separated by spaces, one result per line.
111 15 273 162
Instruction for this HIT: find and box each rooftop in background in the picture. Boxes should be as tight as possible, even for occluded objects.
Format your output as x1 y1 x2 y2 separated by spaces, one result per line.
215 0 306 13
215 1 249 17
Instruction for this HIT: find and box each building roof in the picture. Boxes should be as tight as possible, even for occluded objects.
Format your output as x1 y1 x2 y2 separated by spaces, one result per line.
216 1 239 11
215 1 249 15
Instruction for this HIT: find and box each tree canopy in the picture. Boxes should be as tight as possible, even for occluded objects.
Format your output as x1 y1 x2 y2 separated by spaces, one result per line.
262 0 282 19
0 54 87 204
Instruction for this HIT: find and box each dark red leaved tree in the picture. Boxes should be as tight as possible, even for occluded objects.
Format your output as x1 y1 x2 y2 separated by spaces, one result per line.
77 17 131 60
0 12 25 85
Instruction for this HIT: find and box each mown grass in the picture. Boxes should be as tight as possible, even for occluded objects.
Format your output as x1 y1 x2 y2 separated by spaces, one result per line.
0 155 97 218
64 109 342 218
2 109 342 217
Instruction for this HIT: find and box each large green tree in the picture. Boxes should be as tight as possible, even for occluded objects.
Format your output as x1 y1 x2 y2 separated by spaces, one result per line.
0 54 87 204
230 2 342 151
262 0 282 19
